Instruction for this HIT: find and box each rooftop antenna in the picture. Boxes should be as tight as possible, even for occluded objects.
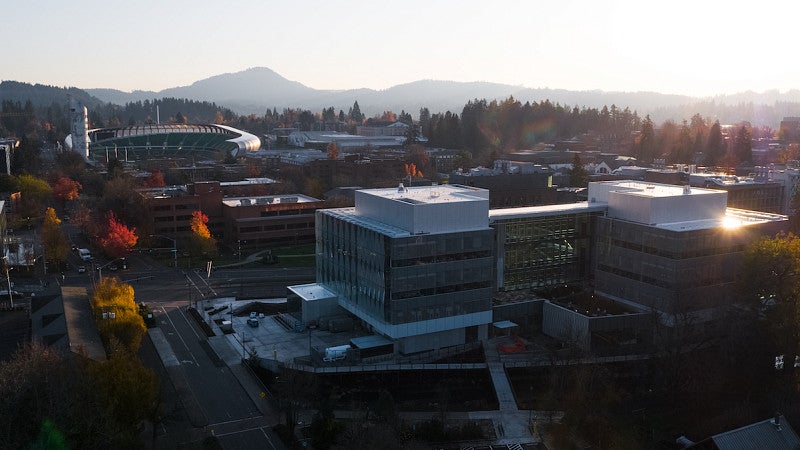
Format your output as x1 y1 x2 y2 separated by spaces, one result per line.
156 105 160 125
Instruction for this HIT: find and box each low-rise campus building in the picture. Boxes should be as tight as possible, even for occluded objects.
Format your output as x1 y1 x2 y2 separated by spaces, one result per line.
289 180 787 355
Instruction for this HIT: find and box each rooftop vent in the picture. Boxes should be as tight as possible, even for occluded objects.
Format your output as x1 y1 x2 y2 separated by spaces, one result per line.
773 413 782 430
397 182 407 193
683 185 691 195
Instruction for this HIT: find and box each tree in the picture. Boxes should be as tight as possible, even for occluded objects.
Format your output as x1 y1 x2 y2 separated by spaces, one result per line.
636 115 656 163
404 122 420 147
15 174 52 221
733 124 752 165
310 395 343 450
569 153 589 188
190 210 217 258
100 213 138 259
737 233 800 378
90 349 159 430
106 158 125 180
350 101 363 124
705 120 726 167
0 343 129 449
144 170 165 188
41 207 69 268
299 110 315 131
91 277 145 352
398 110 413 126
51 176 82 207
404 163 423 181
407 145 430 173
98 177 152 231
673 121 693 163
326 142 339 161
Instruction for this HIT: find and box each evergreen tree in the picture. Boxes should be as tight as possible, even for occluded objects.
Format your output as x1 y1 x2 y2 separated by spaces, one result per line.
350 101 363 124
569 153 589 188
733 125 752 164
673 121 693 163
419 107 431 137
705 120 725 167
637 115 656 163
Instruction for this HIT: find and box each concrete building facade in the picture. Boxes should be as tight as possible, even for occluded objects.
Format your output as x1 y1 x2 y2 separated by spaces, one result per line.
289 181 788 355
299 184 495 354
590 181 787 318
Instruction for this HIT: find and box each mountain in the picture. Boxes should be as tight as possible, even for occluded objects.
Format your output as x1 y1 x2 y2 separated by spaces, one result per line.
10 67 800 127
85 68 698 119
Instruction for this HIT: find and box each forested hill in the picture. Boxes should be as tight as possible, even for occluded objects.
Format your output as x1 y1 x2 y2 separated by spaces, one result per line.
0 82 236 142
0 81 105 110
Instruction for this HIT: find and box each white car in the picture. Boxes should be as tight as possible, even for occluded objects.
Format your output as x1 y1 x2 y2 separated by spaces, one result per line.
77 266 86 273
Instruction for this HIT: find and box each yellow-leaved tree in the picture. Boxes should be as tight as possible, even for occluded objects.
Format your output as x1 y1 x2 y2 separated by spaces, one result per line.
41 207 69 268
190 210 217 259
91 277 145 353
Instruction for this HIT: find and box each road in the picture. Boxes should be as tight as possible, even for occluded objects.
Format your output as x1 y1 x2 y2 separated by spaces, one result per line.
58 241 294 449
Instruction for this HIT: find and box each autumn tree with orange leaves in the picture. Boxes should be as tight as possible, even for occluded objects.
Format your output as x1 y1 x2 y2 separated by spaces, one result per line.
51 177 82 207
100 213 138 259
144 170 165 188
190 210 216 259
404 162 423 181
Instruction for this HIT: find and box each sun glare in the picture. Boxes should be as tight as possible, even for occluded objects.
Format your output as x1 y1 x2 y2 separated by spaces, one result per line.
722 216 742 229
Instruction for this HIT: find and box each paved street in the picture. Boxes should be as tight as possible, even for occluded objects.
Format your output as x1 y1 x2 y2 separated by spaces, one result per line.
52 229 290 449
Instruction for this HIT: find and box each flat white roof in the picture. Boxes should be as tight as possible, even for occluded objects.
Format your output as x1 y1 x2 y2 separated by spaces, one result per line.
592 180 720 198
490 201 607 222
358 184 489 205
222 194 319 207
287 283 336 301
219 177 277 186
657 208 787 231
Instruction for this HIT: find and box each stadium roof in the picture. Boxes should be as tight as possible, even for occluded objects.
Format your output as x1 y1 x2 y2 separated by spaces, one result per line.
67 123 260 159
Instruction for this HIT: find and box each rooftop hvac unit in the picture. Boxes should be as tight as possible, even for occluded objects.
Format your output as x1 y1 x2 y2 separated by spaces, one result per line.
240 199 251 206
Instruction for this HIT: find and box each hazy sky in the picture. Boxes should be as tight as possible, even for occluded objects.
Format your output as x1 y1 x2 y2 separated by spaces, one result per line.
5 0 799 97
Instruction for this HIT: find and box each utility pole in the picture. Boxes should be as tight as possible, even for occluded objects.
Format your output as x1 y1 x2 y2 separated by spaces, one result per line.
3 256 13 308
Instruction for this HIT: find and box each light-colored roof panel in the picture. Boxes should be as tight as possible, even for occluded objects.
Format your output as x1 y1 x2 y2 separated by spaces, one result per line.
709 416 800 450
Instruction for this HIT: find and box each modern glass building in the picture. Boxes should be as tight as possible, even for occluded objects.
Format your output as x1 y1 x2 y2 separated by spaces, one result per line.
590 181 788 316
311 184 495 353
490 203 606 291
290 181 788 356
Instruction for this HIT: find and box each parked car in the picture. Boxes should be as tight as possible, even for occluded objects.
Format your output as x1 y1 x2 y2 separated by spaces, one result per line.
77 266 86 273
247 318 259 327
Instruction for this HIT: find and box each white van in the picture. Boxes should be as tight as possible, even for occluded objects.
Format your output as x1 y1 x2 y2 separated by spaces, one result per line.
78 248 92 261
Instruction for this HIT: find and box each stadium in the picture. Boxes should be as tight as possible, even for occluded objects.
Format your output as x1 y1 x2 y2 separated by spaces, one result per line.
66 123 261 160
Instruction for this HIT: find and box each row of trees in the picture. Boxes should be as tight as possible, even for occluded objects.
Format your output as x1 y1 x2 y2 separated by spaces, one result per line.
0 276 157 448
634 114 760 166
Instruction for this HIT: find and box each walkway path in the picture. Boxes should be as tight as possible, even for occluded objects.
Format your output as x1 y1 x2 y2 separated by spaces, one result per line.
483 341 535 444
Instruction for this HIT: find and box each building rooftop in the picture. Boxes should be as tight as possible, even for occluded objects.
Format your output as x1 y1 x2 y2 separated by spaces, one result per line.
489 201 606 222
219 177 277 186
62 286 106 362
322 207 412 238
222 194 320 207
288 283 336 301
690 415 800 450
592 180 720 199
358 184 489 205
138 186 188 199
657 208 788 232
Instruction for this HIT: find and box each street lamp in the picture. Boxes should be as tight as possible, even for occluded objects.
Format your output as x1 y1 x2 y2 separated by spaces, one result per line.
2 256 13 308
95 258 123 280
